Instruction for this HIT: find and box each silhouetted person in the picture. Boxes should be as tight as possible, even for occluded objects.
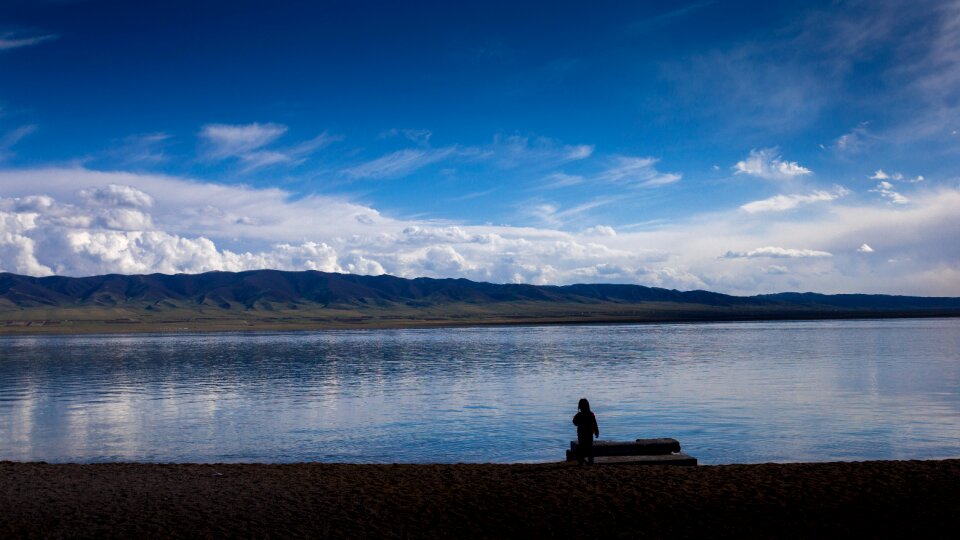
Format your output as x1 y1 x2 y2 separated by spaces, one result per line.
573 398 600 465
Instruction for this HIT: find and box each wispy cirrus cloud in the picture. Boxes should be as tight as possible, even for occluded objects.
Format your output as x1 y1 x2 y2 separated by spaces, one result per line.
482 135 594 169
733 147 812 180
200 122 287 158
740 186 850 213
527 196 624 228
540 172 585 189
343 147 459 179
199 123 338 171
0 32 58 51
107 133 171 166
343 134 594 180
488 134 593 169
826 122 873 154
379 128 433 145
593 156 681 187
0 125 36 161
629 1 716 32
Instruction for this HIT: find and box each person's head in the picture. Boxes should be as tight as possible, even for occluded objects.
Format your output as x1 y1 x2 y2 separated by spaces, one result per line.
578 398 590 413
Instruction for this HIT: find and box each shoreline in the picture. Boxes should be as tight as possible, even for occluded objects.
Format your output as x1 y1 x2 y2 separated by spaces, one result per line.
3 459 959 537
2 310 958 336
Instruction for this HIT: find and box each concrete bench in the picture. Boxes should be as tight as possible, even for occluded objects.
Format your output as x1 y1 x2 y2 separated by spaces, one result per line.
566 438 697 466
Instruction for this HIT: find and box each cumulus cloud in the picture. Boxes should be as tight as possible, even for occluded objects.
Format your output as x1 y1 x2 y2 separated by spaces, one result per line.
858 243 875 253
1 167 960 296
720 247 832 259
871 181 909 204
0 168 654 286
740 186 850 213
79 184 154 208
733 148 812 180
869 169 924 183
583 225 617 237
0 210 53 276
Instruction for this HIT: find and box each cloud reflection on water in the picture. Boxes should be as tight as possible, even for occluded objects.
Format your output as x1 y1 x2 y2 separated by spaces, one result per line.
0 319 958 464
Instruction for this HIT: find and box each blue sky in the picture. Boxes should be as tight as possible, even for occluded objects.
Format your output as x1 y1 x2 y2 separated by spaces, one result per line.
2 0 959 295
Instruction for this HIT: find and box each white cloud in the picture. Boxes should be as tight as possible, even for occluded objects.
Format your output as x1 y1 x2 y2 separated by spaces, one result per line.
869 169 923 183
541 173 584 188
488 135 593 168
871 181 909 204
858 243 875 253
201 123 286 158
830 123 872 153
566 145 595 160
108 133 170 165
0 125 37 161
286 133 341 158
342 254 386 276
740 186 850 213
342 134 596 181
720 247 832 259
79 184 154 208
0 32 58 51
199 123 337 170
380 128 433 145
0 232 52 276
343 147 457 179
527 197 623 228
583 225 617 237
733 148 812 180
594 156 681 187
2 167 960 296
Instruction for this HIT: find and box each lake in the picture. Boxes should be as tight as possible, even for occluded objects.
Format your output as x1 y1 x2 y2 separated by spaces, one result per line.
1 318 959 464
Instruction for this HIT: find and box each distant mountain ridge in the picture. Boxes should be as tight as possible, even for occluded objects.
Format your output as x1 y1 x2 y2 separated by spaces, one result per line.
2 269 959 312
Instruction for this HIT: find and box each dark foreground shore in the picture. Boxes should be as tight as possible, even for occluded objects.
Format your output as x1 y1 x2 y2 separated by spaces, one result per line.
2 459 958 538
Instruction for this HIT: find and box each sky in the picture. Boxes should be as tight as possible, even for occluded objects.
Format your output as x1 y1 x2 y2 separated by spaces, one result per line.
1 0 959 296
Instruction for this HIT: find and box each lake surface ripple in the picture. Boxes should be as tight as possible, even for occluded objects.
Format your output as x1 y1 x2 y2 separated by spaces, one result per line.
1 318 959 464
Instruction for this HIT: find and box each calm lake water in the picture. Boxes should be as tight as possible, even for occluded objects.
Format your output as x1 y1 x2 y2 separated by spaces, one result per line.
1 318 959 464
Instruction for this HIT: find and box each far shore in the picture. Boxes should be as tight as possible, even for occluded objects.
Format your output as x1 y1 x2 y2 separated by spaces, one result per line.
2 309 958 336
2 459 958 538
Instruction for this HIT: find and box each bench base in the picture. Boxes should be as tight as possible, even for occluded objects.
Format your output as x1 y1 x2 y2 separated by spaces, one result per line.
591 453 697 466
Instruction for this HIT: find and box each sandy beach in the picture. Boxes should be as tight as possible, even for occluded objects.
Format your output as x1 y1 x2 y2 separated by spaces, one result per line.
2 459 958 538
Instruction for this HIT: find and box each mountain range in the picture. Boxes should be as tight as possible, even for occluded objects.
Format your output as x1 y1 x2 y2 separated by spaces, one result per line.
2 270 959 333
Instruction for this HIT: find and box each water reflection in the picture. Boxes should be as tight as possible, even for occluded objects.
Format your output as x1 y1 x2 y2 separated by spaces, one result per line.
0 319 959 464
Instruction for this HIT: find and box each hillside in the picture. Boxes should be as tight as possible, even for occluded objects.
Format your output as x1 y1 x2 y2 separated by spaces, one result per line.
1 270 959 333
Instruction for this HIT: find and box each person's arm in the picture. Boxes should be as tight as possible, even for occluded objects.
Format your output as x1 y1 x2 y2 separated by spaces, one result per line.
593 413 600 438
572 413 579 426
